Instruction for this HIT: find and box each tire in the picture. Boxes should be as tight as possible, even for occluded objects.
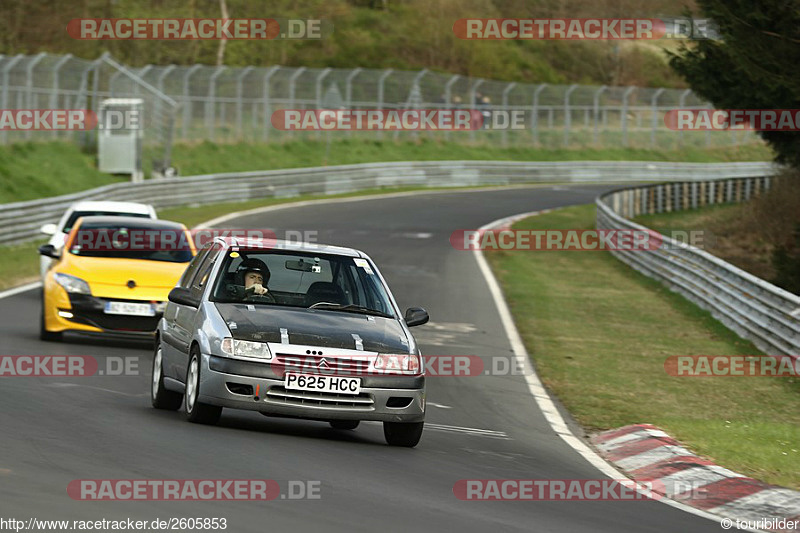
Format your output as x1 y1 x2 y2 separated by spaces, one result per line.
151 342 182 410
329 420 360 430
383 421 424 447
39 291 62 342
184 348 222 425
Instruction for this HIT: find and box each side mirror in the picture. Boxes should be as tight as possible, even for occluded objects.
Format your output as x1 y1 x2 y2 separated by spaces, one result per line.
40 223 57 236
404 307 429 327
168 287 199 308
38 244 60 259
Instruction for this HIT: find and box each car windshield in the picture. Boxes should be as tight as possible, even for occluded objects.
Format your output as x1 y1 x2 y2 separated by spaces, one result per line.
211 249 396 318
62 211 151 233
67 222 193 263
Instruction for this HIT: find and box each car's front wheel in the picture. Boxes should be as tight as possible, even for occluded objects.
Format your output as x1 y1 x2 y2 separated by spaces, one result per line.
383 421 424 447
184 348 222 425
151 342 182 410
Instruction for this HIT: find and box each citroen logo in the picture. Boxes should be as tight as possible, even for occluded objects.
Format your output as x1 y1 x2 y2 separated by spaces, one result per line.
318 358 330 370
127 279 136 289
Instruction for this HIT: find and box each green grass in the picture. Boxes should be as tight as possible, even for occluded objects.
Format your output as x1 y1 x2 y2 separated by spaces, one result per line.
485 204 800 488
0 142 128 204
0 139 773 205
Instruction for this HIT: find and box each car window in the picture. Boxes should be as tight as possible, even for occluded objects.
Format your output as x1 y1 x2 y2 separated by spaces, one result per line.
62 211 151 233
178 244 213 288
190 243 222 299
211 249 396 318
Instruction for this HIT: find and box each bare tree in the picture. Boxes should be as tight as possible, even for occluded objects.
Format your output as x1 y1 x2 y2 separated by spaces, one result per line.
216 0 228 66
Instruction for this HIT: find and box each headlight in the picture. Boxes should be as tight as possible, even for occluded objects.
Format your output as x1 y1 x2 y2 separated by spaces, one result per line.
54 273 91 295
221 338 273 360
373 353 421 374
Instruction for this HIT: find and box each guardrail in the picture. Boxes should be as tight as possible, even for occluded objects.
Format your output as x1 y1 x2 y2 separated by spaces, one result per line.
596 177 800 356
0 160 776 246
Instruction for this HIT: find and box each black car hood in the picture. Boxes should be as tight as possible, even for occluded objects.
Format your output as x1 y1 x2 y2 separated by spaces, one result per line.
215 303 410 353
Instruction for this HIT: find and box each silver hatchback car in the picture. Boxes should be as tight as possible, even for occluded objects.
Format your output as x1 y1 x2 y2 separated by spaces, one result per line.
151 237 430 447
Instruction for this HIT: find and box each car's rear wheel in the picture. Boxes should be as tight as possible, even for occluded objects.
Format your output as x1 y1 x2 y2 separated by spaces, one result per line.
383 421 424 447
184 349 222 425
39 291 62 342
329 420 360 430
151 343 182 410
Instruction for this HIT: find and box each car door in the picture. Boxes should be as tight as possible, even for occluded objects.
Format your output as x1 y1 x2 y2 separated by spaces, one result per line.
171 243 221 381
162 244 212 378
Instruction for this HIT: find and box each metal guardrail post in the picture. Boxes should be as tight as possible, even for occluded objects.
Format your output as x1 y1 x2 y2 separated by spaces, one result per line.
592 85 606 145
678 89 692 147
315 68 332 140
207 66 226 142
502 82 516 147
376 69 393 140
181 65 202 140
563 84 578 147
262 66 280 142
235 66 253 140
49 54 73 140
621 86 636 147
288 67 306 139
532 84 547 146
1 55 25 145
650 88 665 147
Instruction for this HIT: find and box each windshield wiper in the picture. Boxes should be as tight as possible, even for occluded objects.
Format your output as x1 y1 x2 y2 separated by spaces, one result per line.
308 302 394 319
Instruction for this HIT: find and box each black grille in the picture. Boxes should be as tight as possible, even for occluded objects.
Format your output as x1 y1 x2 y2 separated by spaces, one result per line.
266 386 374 410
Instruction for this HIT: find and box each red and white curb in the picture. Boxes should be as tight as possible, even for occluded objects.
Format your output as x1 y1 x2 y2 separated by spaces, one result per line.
592 424 800 532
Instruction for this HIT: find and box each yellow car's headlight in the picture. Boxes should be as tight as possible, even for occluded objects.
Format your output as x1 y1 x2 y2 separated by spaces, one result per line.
54 273 91 295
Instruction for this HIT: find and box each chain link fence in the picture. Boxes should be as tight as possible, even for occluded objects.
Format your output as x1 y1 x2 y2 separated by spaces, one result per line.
0 53 760 171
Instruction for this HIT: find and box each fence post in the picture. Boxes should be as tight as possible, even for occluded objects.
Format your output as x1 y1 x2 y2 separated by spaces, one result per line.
207 66 226 141
315 68 332 140
182 64 202 140
261 66 280 142
563 84 578 147
345 67 362 138
376 69 393 140
592 85 606 145
501 82 516 147
235 66 253 140
650 87 665 147
469 79 484 142
155 65 176 134
621 86 635 147
50 54 73 140
1 54 24 145
678 89 691 147
443 74 460 141
532 83 547 146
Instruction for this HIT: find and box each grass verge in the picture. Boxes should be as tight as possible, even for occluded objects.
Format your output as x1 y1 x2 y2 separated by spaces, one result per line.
485 204 800 488
0 139 775 205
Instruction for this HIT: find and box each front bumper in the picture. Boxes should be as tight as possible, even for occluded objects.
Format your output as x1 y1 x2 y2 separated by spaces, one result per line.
198 354 426 423
49 293 163 334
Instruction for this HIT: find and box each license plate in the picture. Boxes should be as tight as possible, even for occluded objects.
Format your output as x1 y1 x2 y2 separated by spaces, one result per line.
104 301 155 316
285 372 361 395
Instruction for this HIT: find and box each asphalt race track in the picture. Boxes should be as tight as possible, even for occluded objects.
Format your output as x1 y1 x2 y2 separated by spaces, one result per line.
0 185 723 532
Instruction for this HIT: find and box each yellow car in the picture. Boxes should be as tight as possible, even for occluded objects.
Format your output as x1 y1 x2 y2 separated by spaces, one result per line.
38 216 196 341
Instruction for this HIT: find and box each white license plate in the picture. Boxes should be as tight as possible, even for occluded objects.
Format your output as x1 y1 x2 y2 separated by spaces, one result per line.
285 372 361 395
104 301 155 316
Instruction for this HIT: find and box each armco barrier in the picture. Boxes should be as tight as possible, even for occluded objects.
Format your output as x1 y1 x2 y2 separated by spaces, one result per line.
0 160 776 246
596 177 800 356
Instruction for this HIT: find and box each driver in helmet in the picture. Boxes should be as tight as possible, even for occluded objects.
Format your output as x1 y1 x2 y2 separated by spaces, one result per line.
236 258 275 303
